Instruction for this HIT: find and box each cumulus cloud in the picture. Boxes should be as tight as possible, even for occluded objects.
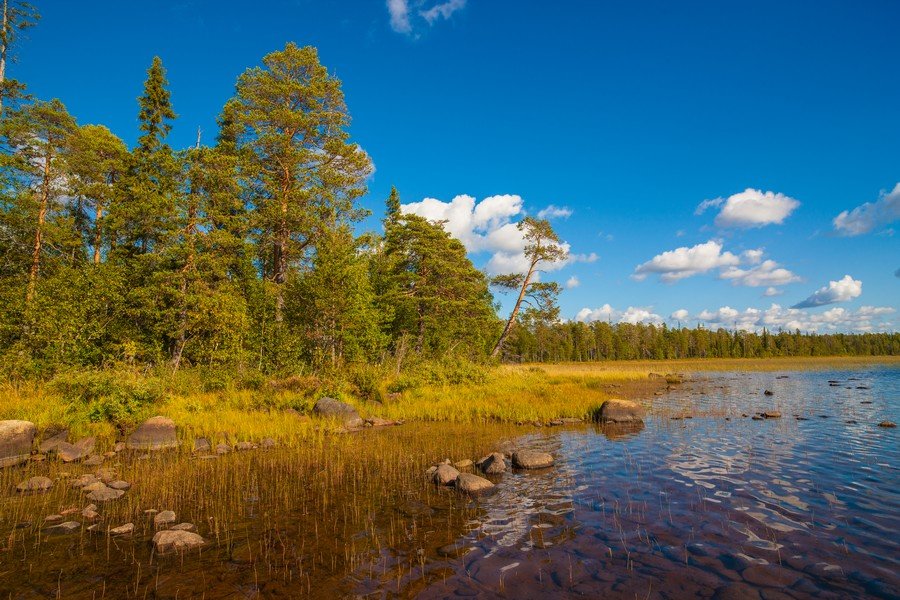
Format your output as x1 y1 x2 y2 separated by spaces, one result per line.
388 0 467 34
633 240 740 283
401 194 582 275
719 260 802 287
576 304 664 325
697 189 800 228
537 205 573 220
681 303 894 334
792 275 862 309
832 183 900 236
763 287 783 297
565 276 580 289
670 309 689 321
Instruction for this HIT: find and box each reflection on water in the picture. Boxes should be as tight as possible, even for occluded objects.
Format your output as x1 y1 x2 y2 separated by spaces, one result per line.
405 366 900 599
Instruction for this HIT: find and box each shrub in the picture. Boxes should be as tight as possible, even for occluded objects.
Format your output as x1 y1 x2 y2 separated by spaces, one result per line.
50 370 164 426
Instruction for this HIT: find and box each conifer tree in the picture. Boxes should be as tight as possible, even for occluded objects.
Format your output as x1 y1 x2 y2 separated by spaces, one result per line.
0 0 39 115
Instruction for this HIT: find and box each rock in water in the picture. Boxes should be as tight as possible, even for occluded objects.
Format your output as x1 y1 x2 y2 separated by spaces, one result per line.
879 421 896 428
152 530 205 554
0 420 36 468
476 452 507 474
154 510 177 527
312 397 364 429
128 416 178 451
454 459 473 469
57 437 96 463
170 522 197 532
432 464 460 485
512 450 554 469
38 429 68 454
762 411 782 419
595 399 645 424
110 523 135 536
17 476 53 492
86 486 125 502
455 473 495 495
44 521 81 535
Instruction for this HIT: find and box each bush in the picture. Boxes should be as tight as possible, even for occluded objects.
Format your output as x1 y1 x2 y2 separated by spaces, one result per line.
387 356 489 392
50 370 165 426
347 363 384 403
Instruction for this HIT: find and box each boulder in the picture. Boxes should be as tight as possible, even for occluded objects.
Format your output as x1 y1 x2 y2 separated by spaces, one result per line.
476 452 507 475
127 416 178 451
455 473 494 495
38 429 68 454
193 438 211 453
512 450 554 469
432 464 460 485
86 485 125 502
594 399 644 424
154 510 177 527
312 397 364 429
16 476 53 492
110 523 135 537
57 437 96 463
152 530 205 554
0 420 36 468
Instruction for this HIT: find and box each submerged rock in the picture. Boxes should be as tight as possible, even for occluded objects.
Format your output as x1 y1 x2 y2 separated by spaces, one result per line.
432 464 460 485
44 521 81 535
86 485 125 502
476 452 507 474
0 420 36 468
110 523 135 537
878 421 896 428
57 437 96 463
128 416 178 451
16 476 53 493
38 429 68 454
170 522 197 532
152 530 205 554
107 480 131 490
512 450 554 469
594 399 644 424
71 474 100 488
455 473 494 495
313 397 364 429
762 411 782 419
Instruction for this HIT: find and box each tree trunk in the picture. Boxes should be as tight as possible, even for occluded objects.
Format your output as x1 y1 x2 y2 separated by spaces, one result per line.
491 261 536 359
93 205 103 265
26 142 51 304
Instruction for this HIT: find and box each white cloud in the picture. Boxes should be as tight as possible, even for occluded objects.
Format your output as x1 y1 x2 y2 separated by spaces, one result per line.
576 304 663 325
699 189 800 228
833 183 900 236
633 240 740 283
386 0 412 33
719 259 801 287
763 287 783 297
401 194 576 275
565 276 580 289
420 0 467 24
388 0 467 34
741 249 764 264
680 303 894 333
792 275 862 309
670 309 689 321
537 205 573 220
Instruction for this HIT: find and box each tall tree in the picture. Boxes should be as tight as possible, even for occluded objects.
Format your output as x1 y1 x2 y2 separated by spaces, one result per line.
64 124 127 264
0 0 38 115
0 98 77 304
231 42 372 322
108 56 178 255
491 217 566 358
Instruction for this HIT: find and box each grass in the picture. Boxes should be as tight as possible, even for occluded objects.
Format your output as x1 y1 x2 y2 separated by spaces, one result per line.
0 356 896 448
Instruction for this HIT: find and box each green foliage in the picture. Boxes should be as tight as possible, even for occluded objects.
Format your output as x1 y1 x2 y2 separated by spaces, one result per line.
50 369 165 425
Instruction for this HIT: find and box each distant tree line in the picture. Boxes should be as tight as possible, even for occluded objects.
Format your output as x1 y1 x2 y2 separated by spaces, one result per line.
0 3 893 380
504 320 899 362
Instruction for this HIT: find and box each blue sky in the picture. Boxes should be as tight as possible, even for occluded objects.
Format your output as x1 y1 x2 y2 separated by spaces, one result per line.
15 1 899 332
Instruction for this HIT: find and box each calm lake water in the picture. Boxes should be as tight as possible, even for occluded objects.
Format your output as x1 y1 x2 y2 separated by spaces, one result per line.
2 366 898 599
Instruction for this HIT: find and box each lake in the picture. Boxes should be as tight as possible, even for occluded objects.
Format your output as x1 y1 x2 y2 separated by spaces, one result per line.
2 366 898 599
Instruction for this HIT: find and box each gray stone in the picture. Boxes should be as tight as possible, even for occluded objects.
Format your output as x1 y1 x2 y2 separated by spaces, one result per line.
44 521 80 535
170 522 197 532
57 437 96 463
83 455 104 466
16 476 53 492
454 459 473 469
455 473 495 494
86 486 125 502
432 463 460 485
594 399 644 424
193 438 211 453
476 452 507 474
108 480 131 490
38 429 68 454
152 530 205 554
71 474 99 488
110 523 134 536
154 510 177 527
128 416 178 450
312 397 364 428
512 450 554 469
234 441 256 451
0 420 36 468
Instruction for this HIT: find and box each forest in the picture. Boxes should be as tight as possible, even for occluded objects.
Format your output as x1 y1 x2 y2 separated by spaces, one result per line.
0 3 895 387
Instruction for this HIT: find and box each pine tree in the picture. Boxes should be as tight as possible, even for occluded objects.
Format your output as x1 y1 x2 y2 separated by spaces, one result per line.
231 43 373 322
0 0 39 115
